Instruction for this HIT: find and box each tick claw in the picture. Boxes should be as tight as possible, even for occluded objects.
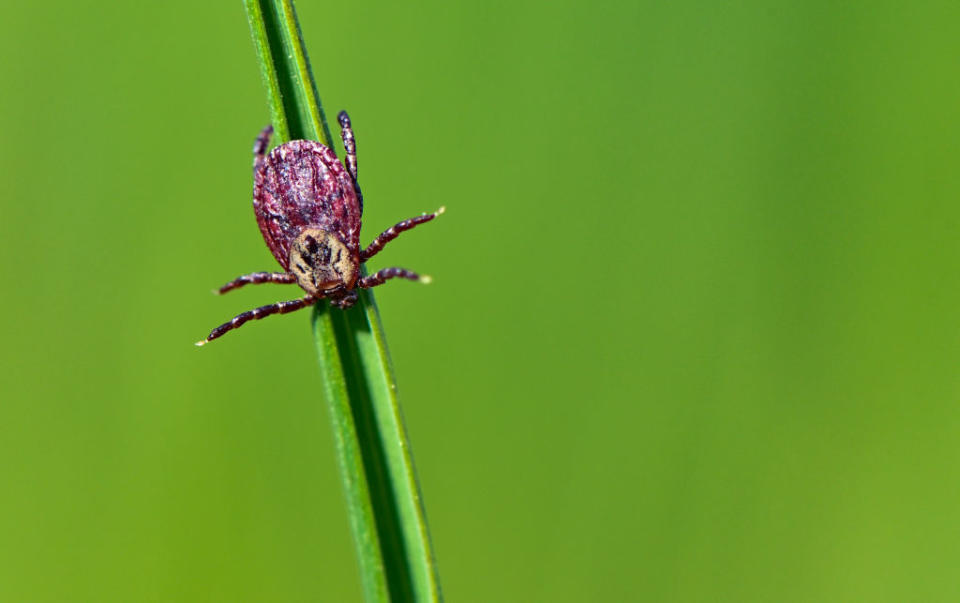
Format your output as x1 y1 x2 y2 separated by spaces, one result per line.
194 340 208 347
420 275 433 284
436 206 446 216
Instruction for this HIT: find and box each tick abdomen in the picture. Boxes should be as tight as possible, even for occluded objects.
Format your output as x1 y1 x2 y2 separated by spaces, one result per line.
253 140 362 271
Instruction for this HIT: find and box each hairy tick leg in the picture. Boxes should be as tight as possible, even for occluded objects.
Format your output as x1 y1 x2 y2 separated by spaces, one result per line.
337 111 359 183
361 207 445 261
337 110 363 213
217 271 296 295
357 267 427 289
253 124 273 169
195 295 315 346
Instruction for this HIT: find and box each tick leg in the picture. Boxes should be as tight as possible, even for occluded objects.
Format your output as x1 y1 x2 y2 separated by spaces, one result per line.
253 124 273 170
361 207 445 261
196 295 315 346
217 271 296 295
330 289 359 309
357 267 428 289
337 110 363 213
337 110 359 183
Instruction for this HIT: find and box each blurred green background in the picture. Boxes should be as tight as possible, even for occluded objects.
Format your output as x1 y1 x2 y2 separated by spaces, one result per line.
2 1 959 601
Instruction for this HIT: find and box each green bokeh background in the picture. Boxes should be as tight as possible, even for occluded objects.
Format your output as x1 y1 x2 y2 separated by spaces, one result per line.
2 1 959 601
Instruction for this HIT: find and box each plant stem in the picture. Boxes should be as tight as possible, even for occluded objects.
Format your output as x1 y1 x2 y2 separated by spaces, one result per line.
244 2 443 601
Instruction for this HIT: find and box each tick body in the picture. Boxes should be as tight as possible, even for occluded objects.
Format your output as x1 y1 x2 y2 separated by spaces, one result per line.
197 112 442 345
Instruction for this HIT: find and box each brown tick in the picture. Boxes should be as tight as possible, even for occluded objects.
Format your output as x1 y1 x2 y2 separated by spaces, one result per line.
196 111 442 345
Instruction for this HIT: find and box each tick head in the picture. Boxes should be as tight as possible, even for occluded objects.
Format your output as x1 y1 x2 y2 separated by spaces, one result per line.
289 229 359 296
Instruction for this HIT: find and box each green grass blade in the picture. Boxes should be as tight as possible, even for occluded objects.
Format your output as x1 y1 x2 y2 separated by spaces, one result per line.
244 2 443 602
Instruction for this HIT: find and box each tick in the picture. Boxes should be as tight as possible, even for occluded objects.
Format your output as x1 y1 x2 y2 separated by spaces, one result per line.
196 111 442 345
